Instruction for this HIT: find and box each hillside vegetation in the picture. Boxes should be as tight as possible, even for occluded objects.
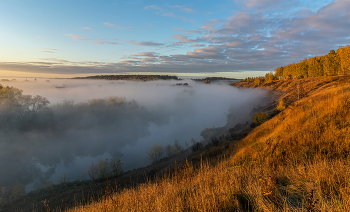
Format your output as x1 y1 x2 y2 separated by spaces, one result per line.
58 76 350 212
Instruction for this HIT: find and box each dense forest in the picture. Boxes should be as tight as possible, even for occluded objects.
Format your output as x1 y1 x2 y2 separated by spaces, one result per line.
275 45 350 79
73 75 179 81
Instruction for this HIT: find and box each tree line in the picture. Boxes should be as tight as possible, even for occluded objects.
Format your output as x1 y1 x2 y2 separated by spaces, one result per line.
275 45 350 79
74 75 180 81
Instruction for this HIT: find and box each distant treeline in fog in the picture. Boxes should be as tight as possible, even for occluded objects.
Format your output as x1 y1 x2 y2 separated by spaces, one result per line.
0 84 168 189
73 74 179 81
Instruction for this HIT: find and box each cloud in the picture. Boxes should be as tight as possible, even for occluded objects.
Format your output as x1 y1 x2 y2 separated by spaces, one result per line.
4 1 350 76
144 5 162 11
65 34 88 41
191 44 206 47
103 22 135 29
82 27 92 30
161 12 186 21
130 52 159 57
39 48 59 53
170 5 195 13
65 34 119 45
126 40 164 47
144 5 194 22
103 22 116 27
172 27 202 34
93 41 119 45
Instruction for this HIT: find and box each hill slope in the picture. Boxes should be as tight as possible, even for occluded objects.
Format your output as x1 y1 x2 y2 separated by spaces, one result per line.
60 76 350 212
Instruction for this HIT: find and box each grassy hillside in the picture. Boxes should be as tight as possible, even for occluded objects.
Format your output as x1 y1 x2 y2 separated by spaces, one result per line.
56 76 350 212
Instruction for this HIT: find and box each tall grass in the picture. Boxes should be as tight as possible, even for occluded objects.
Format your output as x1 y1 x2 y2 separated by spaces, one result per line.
64 77 350 212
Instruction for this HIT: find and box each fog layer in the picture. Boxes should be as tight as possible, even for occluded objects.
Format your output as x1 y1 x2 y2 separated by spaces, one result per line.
0 78 266 191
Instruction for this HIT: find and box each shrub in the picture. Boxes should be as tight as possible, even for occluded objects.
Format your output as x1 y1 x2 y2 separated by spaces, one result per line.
200 128 215 141
147 144 164 163
211 137 220 146
191 142 203 152
88 158 123 180
276 98 286 111
253 113 268 124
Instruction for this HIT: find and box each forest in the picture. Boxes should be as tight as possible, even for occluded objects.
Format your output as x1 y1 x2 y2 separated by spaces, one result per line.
274 45 350 79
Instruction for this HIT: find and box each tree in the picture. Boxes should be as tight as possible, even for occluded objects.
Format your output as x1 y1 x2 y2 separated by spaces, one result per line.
147 144 164 163
265 72 274 84
88 158 123 180
277 98 286 111
253 113 268 124
338 45 350 75
254 77 261 86
172 139 183 154
324 50 339 76
165 144 174 158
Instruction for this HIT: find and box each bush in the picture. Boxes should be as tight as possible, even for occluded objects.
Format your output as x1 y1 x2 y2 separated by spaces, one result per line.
200 128 215 141
88 158 123 180
147 144 164 163
277 98 286 111
211 137 220 146
253 113 268 124
191 142 203 152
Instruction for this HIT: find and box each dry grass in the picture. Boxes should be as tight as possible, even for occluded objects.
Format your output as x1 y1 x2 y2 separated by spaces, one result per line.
63 77 350 212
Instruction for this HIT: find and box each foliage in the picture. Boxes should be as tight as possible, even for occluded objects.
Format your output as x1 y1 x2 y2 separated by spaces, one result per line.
191 142 203 152
0 183 24 205
275 45 350 79
264 72 274 84
200 127 215 140
172 139 183 154
147 144 165 163
253 112 268 124
276 98 286 111
88 158 123 180
254 77 262 86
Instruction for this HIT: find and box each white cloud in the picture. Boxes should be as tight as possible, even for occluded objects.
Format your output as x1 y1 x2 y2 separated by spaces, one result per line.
144 5 163 11
103 22 116 27
171 5 195 13
65 34 88 41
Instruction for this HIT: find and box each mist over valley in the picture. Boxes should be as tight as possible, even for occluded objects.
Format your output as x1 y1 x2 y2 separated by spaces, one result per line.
0 78 266 193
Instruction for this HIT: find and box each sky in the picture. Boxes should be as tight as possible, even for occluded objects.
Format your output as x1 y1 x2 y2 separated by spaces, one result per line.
0 0 349 78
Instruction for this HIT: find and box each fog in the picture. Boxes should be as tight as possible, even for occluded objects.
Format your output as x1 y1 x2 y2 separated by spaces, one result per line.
0 78 267 192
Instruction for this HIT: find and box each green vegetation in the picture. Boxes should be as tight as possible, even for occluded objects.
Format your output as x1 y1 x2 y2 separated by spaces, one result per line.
253 112 268 124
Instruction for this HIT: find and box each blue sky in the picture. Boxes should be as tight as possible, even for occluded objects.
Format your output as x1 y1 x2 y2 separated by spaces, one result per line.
0 0 348 78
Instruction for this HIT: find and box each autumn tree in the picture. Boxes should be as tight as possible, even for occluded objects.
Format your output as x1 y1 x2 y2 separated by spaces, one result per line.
147 143 164 163
324 50 340 76
265 72 274 83
338 45 350 75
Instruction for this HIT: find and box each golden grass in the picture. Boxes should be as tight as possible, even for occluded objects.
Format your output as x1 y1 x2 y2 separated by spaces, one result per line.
65 77 350 212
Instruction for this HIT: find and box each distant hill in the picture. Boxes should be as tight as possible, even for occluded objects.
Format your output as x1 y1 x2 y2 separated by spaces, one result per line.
73 74 180 81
